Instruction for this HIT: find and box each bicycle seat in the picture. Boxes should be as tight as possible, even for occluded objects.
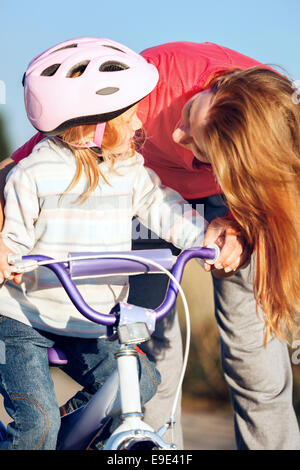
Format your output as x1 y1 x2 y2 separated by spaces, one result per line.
48 347 68 365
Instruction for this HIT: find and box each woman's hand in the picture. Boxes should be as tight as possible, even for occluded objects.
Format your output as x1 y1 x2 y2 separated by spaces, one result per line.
0 238 23 285
203 217 252 276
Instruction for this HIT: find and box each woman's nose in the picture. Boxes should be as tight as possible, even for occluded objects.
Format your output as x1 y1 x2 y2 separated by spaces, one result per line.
172 125 192 146
172 118 187 141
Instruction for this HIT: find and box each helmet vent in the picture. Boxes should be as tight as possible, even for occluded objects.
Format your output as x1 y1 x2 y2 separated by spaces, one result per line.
41 64 61 76
96 87 119 95
66 61 90 78
102 45 125 53
99 61 129 72
52 44 78 53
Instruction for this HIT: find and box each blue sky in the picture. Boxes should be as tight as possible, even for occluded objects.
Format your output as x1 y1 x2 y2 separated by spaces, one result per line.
1 0 300 154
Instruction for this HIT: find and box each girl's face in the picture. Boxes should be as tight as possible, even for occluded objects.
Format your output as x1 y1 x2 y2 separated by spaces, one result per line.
129 112 142 135
172 90 213 163
114 111 142 155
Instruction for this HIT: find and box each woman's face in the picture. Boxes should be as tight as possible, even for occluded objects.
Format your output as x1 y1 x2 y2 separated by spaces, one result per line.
172 89 213 163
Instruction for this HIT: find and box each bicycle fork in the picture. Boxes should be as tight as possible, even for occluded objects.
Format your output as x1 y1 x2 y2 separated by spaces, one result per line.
104 337 177 450
117 344 145 423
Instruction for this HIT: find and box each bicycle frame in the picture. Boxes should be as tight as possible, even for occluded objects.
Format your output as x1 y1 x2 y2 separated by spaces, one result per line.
1 245 219 450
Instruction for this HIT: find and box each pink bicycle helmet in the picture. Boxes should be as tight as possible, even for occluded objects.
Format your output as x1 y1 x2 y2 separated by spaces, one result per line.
23 37 159 146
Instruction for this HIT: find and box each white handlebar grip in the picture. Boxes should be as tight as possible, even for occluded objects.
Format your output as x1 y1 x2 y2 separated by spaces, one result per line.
205 244 220 265
7 254 22 265
7 254 38 273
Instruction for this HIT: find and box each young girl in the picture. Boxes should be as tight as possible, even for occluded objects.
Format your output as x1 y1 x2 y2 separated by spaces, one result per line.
173 66 300 343
0 37 208 449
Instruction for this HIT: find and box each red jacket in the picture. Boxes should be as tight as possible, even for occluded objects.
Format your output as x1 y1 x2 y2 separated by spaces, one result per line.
12 42 262 199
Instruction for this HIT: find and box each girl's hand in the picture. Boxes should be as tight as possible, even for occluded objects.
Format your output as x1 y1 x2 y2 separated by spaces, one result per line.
203 217 252 276
0 238 23 285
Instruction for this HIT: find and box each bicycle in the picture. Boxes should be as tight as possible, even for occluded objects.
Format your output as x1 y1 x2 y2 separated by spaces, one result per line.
0 244 219 450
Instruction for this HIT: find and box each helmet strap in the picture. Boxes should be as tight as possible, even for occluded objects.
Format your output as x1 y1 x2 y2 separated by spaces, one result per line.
84 121 106 153
91 122 106 148
56 121 106 154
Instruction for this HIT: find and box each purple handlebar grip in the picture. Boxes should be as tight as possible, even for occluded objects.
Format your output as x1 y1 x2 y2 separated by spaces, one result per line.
68 249 174 278
22 247 216 326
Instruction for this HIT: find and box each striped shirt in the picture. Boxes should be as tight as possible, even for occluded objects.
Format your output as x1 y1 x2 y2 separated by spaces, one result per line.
0 138 206 337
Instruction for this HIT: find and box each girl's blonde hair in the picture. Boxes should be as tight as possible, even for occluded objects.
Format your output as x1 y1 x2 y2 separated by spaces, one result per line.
201 67 300 341
59 105 138 203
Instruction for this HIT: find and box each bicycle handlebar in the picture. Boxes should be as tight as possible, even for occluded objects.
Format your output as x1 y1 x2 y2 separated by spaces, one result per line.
8 246 219 326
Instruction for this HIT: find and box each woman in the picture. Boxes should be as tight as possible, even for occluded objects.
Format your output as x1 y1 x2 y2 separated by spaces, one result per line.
173 66 300 343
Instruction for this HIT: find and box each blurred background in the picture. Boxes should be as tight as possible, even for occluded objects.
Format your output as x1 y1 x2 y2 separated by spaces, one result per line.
1 0 300 449
1 0 300 155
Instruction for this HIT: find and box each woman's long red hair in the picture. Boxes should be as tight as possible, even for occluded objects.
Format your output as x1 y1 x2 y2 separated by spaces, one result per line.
201 67 300 341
